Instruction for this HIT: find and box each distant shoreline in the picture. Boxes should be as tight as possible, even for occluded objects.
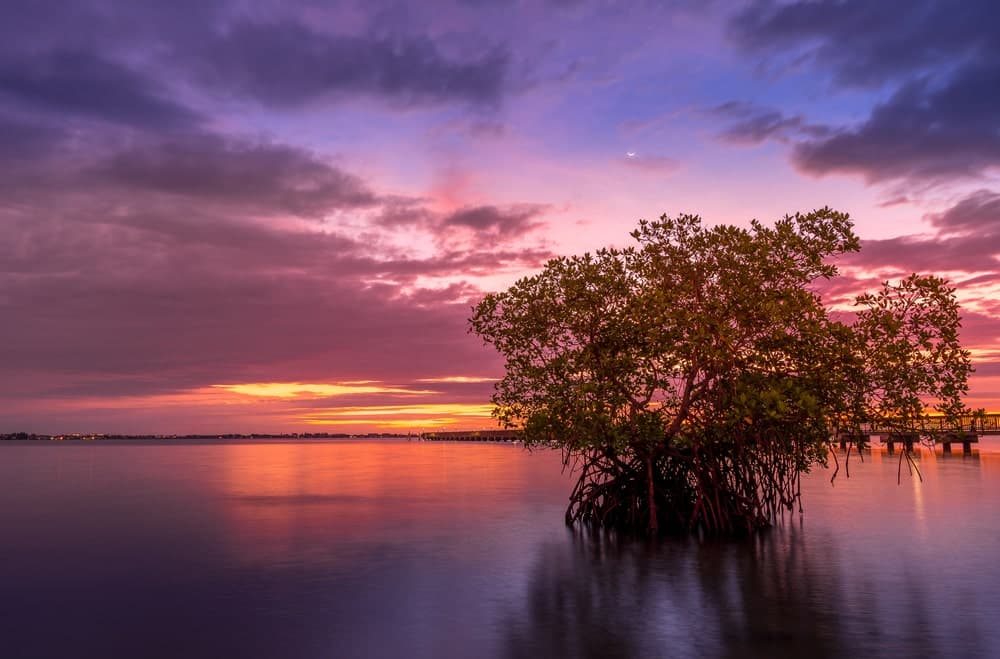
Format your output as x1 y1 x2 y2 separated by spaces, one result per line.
0 432 417 441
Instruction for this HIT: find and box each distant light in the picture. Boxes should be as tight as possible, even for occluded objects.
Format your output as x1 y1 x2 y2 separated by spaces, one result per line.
626 151 637 157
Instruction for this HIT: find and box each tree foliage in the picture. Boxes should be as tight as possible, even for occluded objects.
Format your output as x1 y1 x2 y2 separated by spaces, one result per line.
470 209 972 535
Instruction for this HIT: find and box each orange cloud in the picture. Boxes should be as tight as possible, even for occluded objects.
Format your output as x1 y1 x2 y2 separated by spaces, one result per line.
212 381 438 399
416 376 497 383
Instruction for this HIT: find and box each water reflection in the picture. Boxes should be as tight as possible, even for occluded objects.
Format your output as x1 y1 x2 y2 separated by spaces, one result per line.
503 521 991 658
503 532 649 659
215 440 569 566
941 451 981 461
502 527 843 658
1 440 998 658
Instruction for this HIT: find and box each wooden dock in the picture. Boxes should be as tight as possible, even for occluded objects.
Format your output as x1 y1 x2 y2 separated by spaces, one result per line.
863 413 1000 455
424 414 1000 452
420 429 523 442
874 413 1000 435
876 432 979 455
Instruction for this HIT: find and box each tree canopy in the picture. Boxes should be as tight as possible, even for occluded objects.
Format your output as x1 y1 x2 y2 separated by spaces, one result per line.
470 209 973 535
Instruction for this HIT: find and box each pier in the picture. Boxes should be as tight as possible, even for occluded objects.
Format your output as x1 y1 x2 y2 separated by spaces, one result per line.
833 432 979 455
421 429 523 442
940 432 980 455
877 432 979 455
426 414 1000 452
865 412 1000 454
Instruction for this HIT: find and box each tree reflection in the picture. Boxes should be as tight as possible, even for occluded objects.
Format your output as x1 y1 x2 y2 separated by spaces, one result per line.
500 521 984 658
502 529 653 659
692 522 845 658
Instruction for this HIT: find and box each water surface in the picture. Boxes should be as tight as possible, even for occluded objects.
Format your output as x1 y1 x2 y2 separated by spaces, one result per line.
1 439 998 658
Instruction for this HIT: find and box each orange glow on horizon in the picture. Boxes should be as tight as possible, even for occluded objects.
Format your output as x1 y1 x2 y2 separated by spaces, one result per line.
299 403 497 430
416 376 498 383
302 403 495 417
211 381 439 399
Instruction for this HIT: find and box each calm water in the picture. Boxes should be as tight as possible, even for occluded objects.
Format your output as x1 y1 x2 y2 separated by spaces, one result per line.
1 439 999 658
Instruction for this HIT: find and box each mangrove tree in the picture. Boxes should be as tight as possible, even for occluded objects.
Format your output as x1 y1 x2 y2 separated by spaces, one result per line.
469 209 972 535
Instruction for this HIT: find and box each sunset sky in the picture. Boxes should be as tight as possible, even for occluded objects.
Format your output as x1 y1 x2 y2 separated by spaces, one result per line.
2 0 999 434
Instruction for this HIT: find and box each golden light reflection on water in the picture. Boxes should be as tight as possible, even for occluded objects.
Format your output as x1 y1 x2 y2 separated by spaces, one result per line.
909 458 928 541
214 437 1000 567
804 440 1000 547
5 438 1000 657
217 440 567 566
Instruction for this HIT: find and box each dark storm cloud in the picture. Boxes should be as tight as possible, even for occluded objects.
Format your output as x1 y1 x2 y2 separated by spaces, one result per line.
96 137 377 218
195 19 509 108
729 0 1000 184
0 50 200 130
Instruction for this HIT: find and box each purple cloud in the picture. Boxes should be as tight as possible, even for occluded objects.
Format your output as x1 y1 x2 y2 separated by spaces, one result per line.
822 191 1000 383
841 235 997 274
927 190 1000 235
193 19 509 109
836 190 1000 272
375 199 553 251
2 0 999 431
0 50 200 130
0 111 65 160
792 66 1000 183
729 0 997 88
95 137 377 218
442 204 547 237
710 101 829 146
730 1 1000 184
0 128 550 412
